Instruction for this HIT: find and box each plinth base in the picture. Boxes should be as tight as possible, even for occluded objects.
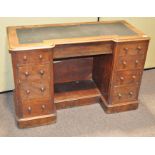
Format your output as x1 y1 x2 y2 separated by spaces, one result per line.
100 96 139 114
17 114 56 128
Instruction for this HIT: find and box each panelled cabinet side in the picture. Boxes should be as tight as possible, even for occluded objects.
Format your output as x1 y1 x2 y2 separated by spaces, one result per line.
11 52 23 118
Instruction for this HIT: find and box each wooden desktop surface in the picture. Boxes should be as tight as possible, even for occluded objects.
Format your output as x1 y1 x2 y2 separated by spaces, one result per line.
7 20 149 51
16 22 137 44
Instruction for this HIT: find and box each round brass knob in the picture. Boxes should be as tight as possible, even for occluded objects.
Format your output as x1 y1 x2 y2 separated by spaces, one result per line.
23 55 27 61
41 104 46 111
26 90 30 95
39 70 44 75
27 106 32 113
39 54 43 60
118 93 122 98
129 91 133 96
40 87 45 92
24 71 29 77
124 47 129 52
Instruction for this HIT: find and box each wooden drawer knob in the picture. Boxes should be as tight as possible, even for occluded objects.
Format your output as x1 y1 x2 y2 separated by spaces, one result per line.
39 70 44 75
27 106 32 114
132 75 136 80
24 71 29 77
41 104 46 111
18 80 21 84
120 76 124 81
124 47 129 52
137 46 142 51
26 90 30 95
39 54 43 60
122 61 127 67
40 87 46 92
23 55 27 61
118 93 122 98
129 91 133 96
135 60 139 65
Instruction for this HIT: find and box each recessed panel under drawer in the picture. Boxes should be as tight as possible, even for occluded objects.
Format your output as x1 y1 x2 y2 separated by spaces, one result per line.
53 57 93 84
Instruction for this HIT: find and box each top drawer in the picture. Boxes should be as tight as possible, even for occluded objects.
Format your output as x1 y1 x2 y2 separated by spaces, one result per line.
16 49 51 65
118 41 148 57
53 41 113 59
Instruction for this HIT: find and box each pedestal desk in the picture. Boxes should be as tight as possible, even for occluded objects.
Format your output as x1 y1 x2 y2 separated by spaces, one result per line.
7 20 150 128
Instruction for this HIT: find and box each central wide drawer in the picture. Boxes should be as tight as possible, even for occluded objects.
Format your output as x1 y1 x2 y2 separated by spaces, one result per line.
53 41 113 59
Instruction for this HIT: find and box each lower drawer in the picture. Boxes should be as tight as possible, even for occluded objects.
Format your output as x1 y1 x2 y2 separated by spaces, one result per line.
22 100 53 117
111 85 139 104
113 70 142 86
17 63 51 82
116 55 145 70
19 81 50 100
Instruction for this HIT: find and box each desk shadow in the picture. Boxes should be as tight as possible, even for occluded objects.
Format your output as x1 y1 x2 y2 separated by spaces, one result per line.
5 92 15 117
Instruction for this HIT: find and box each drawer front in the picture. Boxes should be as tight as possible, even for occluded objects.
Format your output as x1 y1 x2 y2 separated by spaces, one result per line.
19 81 50 100
113 70 142 86
116 55 145 70
118 42 148 56
16 50 51 65
18 63 50 82
22 100 53 117
111 85 139 104
53 41 113 59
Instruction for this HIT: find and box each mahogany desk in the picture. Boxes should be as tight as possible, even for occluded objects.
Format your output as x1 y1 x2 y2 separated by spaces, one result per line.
7 20 150 128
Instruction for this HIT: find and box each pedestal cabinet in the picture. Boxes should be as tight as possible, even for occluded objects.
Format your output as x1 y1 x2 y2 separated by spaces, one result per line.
11 49 56 128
